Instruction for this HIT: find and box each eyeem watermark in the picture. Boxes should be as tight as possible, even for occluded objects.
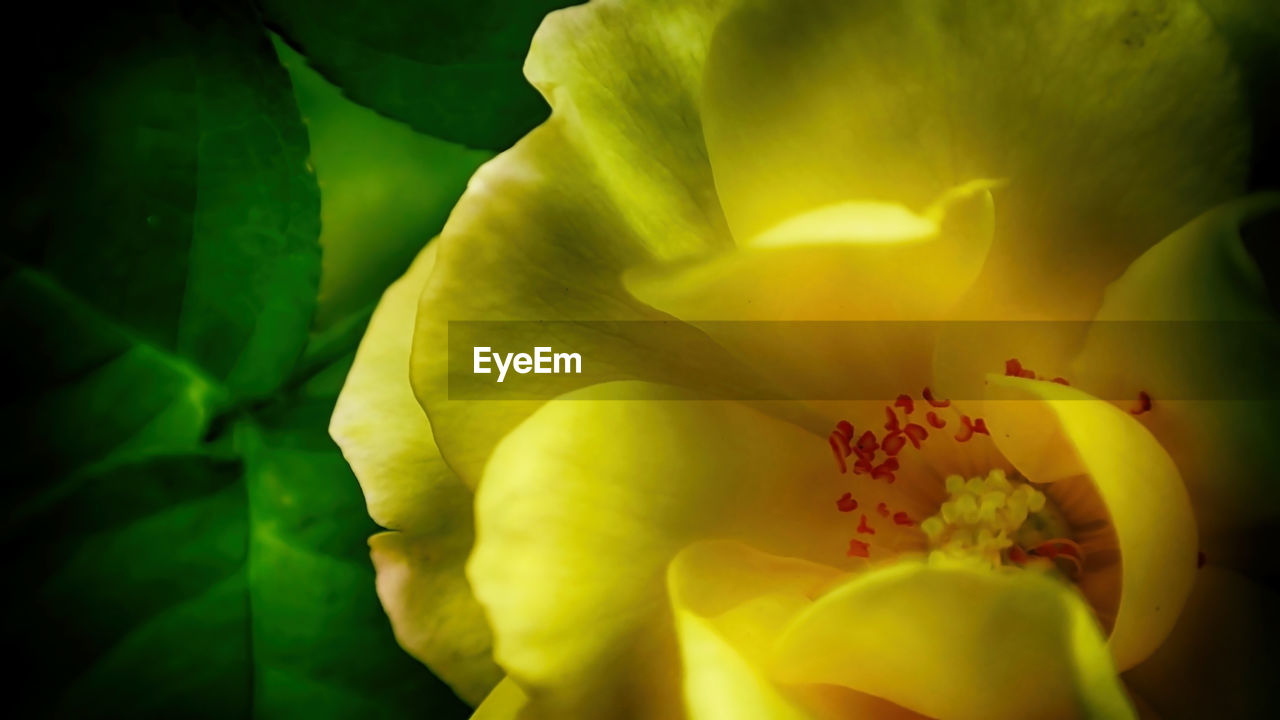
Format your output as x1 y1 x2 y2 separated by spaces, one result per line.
450 320 1280 400
473 346 582 383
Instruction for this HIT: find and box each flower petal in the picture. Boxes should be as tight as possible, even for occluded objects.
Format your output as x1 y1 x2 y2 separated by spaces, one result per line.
771 561 1134 720
332 244 445 531
413 0 760 485
674 605 823 720
669 540 846 665
331 243 500 703
624 184 995 404
470 677 527 720
703 0 1248 314
524 0 733 257
1123 565 1280 717
1070 195 1280 574
668 540 931 720
1196 0 1280 186
370 531 501 706
982 376 1198 671
467 382 856 715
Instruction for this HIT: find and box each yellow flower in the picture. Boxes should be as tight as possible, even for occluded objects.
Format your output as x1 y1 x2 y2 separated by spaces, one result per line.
331 0 1279 717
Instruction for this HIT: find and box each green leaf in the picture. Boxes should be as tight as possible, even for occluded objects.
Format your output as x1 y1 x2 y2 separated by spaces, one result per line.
236 355 470 719
272 38 492 329
7 3 319 404
3 2 466 716
5 351 469 718
261 0 581 150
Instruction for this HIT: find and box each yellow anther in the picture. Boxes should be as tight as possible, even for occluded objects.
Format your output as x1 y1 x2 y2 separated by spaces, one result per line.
1027 490 1046 513
948 528 975 548
920 468 1053 569
921 516 945 540
1005 503 1029 529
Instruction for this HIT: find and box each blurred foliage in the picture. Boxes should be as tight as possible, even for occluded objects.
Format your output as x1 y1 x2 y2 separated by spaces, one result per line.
0 0 477 717
274 38 491 329
262 0 581 150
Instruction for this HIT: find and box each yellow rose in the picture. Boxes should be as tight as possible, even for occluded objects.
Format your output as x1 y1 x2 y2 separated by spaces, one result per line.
331 0 1279 717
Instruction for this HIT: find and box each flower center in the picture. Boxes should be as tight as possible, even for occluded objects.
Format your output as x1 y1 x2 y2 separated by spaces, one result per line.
921 469 1083 577
826 358 1088 579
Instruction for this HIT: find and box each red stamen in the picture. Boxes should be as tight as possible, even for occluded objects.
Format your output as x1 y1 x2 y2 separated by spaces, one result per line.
893 511 915 527
1031 540 1084 578
922 387 951 408
884 406 901 432
852 457 874 476
876 502 890 518
895 394 915 414
926 411 946 429
832 431 852 456
1131 390 1152 415
1006 358 1036 378
828 434 848 473
1030 539 1083 561
972 418 990 435
1008 545 1028 564
881 432 907 456
1055 555 1083 578
847 539 871 558
872 458 898 483
836 493 858 512
1051 377 1070 385
857 514 876 535
834 420 854 440
1024 541 1086 577
856 430 879 454
955 415 981 442
903 423 928 448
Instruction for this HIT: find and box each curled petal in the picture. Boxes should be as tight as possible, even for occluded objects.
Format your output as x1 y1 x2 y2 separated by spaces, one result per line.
331 243 501 703
983 376 1197 670
1071 195 1280 573
468 382 846 715
704 0 1248 318
625 183 995 404
669 541 928 719
413 0 752 485
771 560 1133 720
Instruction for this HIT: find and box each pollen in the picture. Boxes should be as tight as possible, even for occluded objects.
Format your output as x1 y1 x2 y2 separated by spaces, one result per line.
921 469 1073 572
